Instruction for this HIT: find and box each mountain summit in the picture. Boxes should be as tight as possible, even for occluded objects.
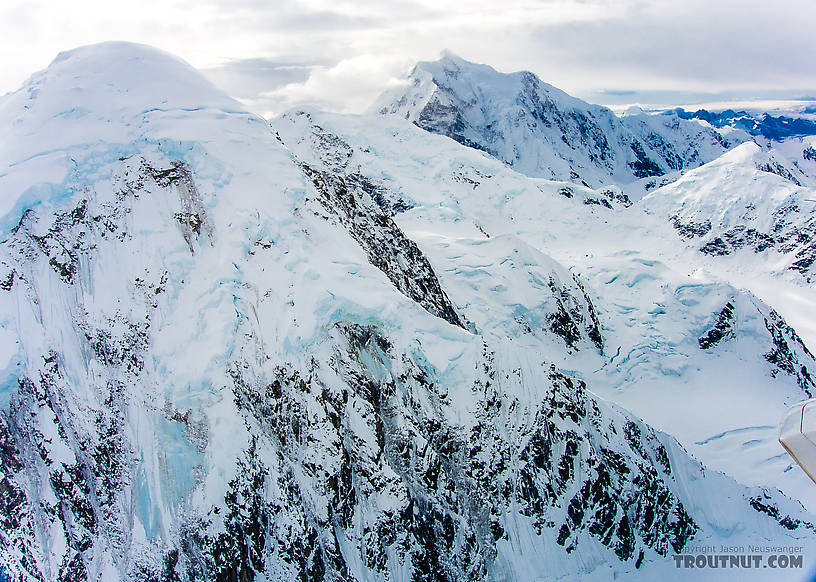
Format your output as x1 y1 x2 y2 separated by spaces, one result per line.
379 52 745 196
0 41 246 234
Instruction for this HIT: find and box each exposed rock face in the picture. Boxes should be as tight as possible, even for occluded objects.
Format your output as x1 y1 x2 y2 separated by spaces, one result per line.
692 206 816 279
0 137 807 582
0 156 211 581
301 164 464 329
698 302 736 350
763 309 816 397
670 215 712 239
545 276 604 352
177 322 701 581
695 299 815 396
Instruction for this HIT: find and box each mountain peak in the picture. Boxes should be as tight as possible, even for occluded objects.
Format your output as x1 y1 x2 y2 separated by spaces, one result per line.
437 48 467 63
379 53 742 195
51 41 187 69
419 50 493 71
0 41 248 235
11 41 238 120
411 52 525 90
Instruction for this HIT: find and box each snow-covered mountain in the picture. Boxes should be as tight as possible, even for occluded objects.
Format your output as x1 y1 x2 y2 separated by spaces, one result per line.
378 52 746 198
274 106 816 519
641 139 816 283
1 43 816 582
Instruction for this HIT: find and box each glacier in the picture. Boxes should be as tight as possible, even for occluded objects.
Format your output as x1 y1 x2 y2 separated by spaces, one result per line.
0 42 816 581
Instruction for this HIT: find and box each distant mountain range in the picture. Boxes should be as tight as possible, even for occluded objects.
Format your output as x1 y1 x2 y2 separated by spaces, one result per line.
667 107 816 141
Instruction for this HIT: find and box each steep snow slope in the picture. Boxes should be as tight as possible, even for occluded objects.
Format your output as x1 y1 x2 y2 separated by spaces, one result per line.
773 136 816 185
273 110 816 516
641 141 816 283
378 53 744 198
1 43 815 582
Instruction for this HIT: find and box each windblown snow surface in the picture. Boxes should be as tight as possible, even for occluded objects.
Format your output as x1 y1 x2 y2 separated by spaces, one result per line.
1 43 816 581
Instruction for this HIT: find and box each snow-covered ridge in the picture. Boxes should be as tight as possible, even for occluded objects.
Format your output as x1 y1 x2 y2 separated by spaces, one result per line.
378 52 745 198
642 140 816 281
0 41 253 235
1 43 815 581
278 107 816 516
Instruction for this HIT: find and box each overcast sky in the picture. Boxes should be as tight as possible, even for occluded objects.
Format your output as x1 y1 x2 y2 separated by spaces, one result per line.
1 0 814 117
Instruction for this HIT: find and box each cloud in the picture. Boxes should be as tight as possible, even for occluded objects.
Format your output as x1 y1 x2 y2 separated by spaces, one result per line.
254 54 414 116
0 0 814 113
200 58 330 102
522 0 816 93
600 90 638 96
